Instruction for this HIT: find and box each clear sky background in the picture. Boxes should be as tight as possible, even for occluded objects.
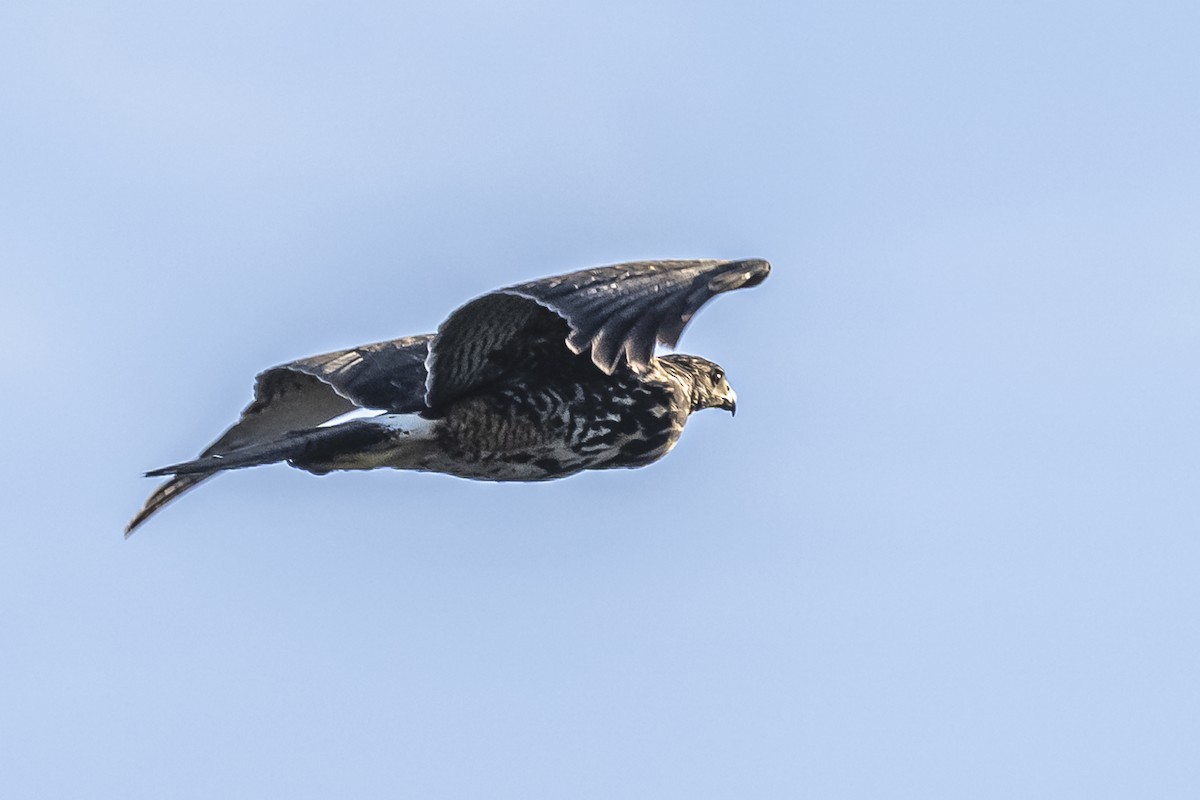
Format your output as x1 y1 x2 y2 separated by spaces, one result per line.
3 1 1198 797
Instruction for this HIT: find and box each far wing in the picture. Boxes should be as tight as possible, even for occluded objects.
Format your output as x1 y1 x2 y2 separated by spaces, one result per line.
126 334 433 535
276 334 434 414
424 258 770 409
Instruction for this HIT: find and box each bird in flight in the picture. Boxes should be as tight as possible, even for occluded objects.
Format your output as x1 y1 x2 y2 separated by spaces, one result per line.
127 258 771 535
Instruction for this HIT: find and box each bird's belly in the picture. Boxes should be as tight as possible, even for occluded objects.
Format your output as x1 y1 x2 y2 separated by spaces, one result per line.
420 388 686 481
418 442 596 481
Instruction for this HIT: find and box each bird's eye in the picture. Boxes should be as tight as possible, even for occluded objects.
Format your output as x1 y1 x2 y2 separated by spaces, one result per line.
712 370 724 383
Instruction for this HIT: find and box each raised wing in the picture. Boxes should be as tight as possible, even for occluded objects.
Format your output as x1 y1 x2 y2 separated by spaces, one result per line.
425 258 770 409
125 334 433 535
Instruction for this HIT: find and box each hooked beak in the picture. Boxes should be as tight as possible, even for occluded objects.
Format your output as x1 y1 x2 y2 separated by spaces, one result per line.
723 389 737 416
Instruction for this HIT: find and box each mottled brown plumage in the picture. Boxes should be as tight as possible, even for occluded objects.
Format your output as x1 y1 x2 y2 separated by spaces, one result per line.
128 259 769 535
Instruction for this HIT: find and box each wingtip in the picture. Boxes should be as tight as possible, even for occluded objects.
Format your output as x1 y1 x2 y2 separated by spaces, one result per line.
742 258 771 283
125 474 212 538
708 259 771 293
124 512 147 538
125 497 161 536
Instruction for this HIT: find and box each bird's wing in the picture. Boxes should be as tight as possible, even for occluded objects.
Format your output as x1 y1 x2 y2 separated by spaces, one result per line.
126 334 433 535
275 334 434 414
425 258 770 408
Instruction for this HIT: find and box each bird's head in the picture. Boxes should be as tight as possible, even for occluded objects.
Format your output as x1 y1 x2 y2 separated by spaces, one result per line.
659 354 737 416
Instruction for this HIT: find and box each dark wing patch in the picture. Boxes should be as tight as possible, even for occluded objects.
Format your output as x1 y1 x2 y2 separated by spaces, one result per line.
276 334 433 414
424 259 770 409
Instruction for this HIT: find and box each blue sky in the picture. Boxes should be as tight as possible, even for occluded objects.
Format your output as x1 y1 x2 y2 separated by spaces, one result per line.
3 1 1198 797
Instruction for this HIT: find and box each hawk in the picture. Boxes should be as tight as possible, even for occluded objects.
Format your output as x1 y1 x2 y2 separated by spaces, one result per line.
127 258 771 535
